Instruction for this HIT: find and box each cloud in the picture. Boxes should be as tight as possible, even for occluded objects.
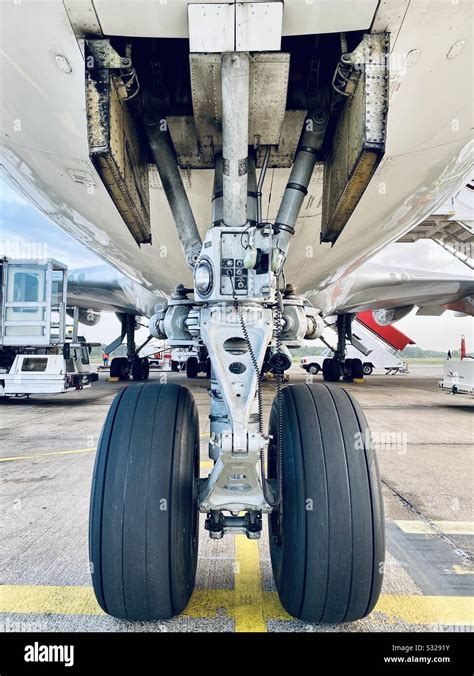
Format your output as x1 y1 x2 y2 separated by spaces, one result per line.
0 178 101 268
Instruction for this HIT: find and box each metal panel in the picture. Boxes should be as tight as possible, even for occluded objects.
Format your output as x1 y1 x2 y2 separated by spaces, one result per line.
167 116 214 169
188 3 235 53
190 53 290 154
86 70 151 245
281 0 379 36
63 0 103 37
92 0 378 38
321 33 389 244
92 0 226 38
249 53 289 145
169 109 305 170
256 109 306 168
236 2 283 51
190 54 223 155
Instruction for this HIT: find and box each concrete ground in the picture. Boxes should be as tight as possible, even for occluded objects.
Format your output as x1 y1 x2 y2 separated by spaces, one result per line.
0 364 473 632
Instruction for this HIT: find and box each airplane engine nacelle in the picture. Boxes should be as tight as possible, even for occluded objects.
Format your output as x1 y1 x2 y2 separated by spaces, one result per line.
67 308 102 326
373 305 414 326
67 308 101 326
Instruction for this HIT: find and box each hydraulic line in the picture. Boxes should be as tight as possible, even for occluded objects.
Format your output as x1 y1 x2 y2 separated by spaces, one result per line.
143 116 202 268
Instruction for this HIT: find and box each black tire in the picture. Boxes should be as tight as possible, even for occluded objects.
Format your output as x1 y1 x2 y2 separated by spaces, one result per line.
322 358 340 382
132 357 149 381
171 360 179 373
89 383 200 620
351 358 364 379
110 357 130 380
308 363 319 375
363 363 373 376
141 357 150 380
186 357 199 379
268 383 385 623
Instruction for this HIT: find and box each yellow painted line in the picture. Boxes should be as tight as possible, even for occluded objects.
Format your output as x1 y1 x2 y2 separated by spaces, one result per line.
1 449 213 470
233 536 267 632
395 520 474 535
1 437 210 464
375 595 474 626
452 565 474 576
0 448 96 463
0 586 472 627
0 586 104 616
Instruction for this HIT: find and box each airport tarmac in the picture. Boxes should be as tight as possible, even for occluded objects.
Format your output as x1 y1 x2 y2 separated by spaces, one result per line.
0 364 473 633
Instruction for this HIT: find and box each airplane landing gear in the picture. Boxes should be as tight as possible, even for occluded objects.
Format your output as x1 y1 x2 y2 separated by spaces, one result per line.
131 356 150 381
109 356 130 380
323 314 364 382
107 315 151 381
323 355 342 382
268 383 385 621
90 48 385 627
89 383 199 619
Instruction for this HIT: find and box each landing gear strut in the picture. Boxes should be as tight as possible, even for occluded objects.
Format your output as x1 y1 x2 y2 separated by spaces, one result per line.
185 347 211 379
108 314 151 382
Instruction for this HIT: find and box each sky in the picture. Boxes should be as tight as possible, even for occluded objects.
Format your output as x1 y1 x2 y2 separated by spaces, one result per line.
0 178 472 352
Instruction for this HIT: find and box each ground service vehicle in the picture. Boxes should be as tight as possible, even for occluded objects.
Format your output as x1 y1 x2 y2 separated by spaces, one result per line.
0 258 98 397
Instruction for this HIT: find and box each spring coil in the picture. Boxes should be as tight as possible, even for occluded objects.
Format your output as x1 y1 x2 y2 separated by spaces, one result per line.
272 290 283 508
235 299 264 436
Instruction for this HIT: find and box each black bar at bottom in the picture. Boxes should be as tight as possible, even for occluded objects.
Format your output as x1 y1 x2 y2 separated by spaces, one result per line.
0 631 471 675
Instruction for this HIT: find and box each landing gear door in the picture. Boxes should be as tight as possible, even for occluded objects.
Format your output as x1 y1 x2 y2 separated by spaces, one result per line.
321 33 389 244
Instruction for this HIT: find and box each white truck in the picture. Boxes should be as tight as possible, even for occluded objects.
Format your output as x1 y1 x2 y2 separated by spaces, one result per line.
0 258 98 397
301 334 406 376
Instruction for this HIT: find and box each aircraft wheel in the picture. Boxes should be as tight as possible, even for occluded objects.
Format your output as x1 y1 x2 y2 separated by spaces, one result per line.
186 357 199 379
342 358 353 381
322 358 340 382
89 383 199 619
268 383 385 622
350 358 364 379
132 357 149 381
141 357 150 380
363 363 373 376
110 357 130 380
